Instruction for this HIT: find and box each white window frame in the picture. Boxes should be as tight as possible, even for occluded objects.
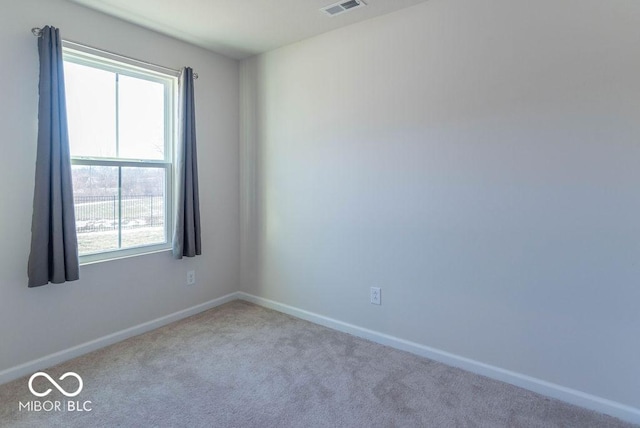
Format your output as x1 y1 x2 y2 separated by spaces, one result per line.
63 42 178 264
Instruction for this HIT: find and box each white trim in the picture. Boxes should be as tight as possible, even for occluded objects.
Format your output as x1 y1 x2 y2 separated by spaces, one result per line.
2 291 638 424
237 292 640 425
0 292 239 386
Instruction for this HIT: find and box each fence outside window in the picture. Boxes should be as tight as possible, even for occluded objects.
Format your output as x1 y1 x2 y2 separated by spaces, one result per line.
74 195 164 233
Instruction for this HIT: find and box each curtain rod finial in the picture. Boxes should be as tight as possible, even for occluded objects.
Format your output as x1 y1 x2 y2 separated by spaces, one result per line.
31 27 42 37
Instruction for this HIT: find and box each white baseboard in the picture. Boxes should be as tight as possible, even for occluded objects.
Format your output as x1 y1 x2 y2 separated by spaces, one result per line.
237 292 640 425
2 290 638 424
0 292 240 386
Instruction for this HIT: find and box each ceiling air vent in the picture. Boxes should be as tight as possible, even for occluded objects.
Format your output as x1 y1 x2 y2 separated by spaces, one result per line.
321 0 367 16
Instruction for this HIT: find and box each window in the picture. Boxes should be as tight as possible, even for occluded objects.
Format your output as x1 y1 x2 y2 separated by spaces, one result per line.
63 44 177 263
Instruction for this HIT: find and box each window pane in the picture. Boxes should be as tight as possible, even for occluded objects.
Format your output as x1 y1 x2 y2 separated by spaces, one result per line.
64 62 117 158
118 75 165 160
120 167 166 249
64 47 174 261
72 165 119 254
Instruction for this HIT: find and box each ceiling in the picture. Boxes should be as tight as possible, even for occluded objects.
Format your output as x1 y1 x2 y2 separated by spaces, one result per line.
68 0 430 59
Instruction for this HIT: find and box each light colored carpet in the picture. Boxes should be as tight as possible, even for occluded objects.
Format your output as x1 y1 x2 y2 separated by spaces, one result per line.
0 300 635 427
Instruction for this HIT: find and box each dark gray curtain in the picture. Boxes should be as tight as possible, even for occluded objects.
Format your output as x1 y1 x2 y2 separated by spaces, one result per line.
172 67 201 258
28 26 79 287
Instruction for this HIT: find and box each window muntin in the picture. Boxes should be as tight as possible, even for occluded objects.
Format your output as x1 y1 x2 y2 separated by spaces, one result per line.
63 46 176 263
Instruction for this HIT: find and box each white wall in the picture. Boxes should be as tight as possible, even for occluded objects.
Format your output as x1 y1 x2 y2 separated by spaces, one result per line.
240 0 640 410
0 0 239 372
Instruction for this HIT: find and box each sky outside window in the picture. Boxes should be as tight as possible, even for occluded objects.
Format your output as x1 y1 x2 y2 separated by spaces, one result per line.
64 62 165 160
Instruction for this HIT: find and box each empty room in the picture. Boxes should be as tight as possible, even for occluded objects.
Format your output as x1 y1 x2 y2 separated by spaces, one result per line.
0 0 638 426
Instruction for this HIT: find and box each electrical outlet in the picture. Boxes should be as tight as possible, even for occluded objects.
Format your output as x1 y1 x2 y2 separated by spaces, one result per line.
187 270 196 286
370 287 381 305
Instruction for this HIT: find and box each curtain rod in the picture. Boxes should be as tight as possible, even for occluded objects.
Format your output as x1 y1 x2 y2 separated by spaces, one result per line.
31 27 198 79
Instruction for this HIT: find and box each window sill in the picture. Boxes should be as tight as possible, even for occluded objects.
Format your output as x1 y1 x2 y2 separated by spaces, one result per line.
79 246 172 266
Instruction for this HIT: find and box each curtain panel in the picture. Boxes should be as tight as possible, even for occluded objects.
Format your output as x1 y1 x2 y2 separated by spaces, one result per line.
172 67 201 259
27 26 79 287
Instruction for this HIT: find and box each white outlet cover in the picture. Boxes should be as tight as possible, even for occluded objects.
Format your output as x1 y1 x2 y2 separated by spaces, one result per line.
370 287 381 305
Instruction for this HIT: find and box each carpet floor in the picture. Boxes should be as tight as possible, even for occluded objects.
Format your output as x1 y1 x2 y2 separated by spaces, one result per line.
0 300 635 427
